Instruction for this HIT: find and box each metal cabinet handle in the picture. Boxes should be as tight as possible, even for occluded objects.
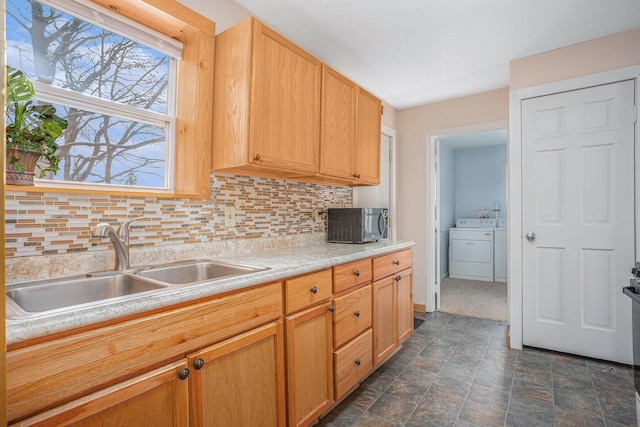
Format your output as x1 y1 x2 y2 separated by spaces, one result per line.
193 358 204 370
311 286 318 294
354 270 360 277
355 310 360 318
329 305 335 312
253 154 261 161
526 232 536 241
355 359 361 366
352 173 361 179
178 368 190 380
393 260 400 266
395 275 402 282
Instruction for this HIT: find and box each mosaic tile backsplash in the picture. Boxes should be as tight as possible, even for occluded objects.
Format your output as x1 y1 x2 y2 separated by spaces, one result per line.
5 173 352 260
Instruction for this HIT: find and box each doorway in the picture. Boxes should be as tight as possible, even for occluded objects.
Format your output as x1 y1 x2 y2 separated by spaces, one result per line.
435 129 508 321
425 120 509 315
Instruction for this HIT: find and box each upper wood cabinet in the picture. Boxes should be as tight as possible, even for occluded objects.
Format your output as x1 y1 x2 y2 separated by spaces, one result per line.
213 17 321 178
213 17 382 187
320 66 381 185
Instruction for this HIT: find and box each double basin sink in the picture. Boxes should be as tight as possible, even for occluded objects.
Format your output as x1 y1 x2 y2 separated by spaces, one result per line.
6 260 269 317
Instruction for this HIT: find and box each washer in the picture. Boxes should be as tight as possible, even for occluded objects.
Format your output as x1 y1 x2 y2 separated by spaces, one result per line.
449 218 494 282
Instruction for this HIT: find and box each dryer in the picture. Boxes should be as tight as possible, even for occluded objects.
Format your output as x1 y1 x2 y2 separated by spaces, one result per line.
449 218 494 281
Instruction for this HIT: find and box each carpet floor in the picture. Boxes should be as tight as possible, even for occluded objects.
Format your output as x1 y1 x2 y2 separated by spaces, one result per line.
439 277 508 322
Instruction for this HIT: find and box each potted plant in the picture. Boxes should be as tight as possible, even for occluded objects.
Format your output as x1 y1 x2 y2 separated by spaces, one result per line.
5 66 68 185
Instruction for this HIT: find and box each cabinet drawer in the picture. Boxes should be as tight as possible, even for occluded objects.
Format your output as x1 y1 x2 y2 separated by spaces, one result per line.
285 269 332 314
333 258 372 294
333 284 372 349
333 329 373 400
372 249 413 281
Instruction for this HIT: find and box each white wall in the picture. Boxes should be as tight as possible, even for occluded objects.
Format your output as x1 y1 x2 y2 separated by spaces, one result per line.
454 145 507 218
397 89 509 309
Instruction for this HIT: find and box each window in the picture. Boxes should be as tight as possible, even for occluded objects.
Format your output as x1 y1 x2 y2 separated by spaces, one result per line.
6 0 183 190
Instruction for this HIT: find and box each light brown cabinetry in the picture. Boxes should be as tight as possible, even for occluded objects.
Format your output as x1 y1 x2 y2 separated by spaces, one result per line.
188 321 286 427
331 261 373 400
372 249 414 365
7 282 283 424
284 270 334 427
320 66 381 185
213 17 382 187
12 360 190 427
213 17 321 179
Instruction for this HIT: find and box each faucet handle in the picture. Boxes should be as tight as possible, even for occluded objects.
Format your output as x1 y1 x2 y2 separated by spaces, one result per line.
117 216 147 241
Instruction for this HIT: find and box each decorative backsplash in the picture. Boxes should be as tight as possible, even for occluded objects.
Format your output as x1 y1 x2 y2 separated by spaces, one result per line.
4 173 353 259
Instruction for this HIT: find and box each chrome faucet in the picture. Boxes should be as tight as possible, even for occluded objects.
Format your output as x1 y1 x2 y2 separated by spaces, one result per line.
91 217 147 271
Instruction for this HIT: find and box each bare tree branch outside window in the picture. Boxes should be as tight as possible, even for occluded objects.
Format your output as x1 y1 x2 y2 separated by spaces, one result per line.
6 0 172 187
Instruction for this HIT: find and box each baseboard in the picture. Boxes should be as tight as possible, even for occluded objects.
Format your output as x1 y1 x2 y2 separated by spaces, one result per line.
414 303 426 313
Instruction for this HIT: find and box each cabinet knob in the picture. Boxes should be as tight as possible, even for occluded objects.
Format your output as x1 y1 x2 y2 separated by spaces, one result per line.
352 173 361 179
193 358 205 370
329 305 335 312
355 310 360 318
355 359 361 366
393 260 400 266
178 368 190 380
395 275 402 282
253 154 261 161
311 286 318 294
354 270 360 277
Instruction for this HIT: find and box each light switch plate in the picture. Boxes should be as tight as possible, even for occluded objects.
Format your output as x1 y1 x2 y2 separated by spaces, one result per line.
224 206 236 228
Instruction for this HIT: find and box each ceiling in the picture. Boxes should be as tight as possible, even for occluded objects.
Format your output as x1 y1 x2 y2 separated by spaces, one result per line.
233 0 640 110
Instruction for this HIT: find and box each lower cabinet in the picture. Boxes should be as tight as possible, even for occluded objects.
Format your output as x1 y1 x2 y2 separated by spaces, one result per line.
373 276 397 364
372 249 414 366
396 268 414 344
12 360 190 427
285 301 334 427
188 321 286 427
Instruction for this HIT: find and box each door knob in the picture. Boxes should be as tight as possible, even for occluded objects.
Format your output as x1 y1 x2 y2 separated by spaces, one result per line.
526 232 536 241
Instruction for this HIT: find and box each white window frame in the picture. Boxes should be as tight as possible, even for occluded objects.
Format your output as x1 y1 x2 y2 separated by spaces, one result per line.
16 0 182 192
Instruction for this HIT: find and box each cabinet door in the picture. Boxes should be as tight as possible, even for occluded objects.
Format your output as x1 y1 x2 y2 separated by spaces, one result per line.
373 276 396 365
250 22 321 173
354 87 381 184
286 302 334 427
320 65 357 180
396 269 414 344
188 321 285 427
15 361 189 427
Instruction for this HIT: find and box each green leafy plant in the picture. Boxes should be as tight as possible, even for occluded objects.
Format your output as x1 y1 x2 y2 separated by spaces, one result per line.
6 65 68 176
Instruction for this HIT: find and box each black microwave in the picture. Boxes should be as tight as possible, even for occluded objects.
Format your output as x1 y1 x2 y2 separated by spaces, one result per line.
327 208 388 243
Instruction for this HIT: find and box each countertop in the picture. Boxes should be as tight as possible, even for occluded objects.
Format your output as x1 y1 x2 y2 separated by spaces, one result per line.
6 240 414 345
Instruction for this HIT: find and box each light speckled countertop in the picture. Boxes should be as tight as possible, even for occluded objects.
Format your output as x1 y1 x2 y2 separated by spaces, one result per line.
6 240 414 345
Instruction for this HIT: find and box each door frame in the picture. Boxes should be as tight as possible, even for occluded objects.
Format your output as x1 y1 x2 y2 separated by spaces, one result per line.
425 120 508 313
509 65 640 350
354 123 397 239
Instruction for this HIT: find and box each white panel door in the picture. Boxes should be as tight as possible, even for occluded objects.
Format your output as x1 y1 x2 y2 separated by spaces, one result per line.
522 80 635 364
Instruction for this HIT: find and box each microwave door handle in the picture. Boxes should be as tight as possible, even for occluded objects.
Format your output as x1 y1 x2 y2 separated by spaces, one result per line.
378 211 386 235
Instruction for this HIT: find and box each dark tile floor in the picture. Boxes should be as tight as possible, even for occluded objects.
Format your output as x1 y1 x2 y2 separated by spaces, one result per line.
318 312 637 427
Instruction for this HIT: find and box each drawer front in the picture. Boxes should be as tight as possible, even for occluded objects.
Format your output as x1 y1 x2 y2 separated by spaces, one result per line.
285 269 332 314
372 249 413 281
333 284 372 349
333 329 373 400
333 258 372 294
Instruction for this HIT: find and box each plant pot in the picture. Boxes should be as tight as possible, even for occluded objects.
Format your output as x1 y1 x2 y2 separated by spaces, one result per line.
6 148 42 186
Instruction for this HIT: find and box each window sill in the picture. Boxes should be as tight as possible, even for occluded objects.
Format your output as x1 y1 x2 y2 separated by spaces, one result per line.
5 184 210 199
